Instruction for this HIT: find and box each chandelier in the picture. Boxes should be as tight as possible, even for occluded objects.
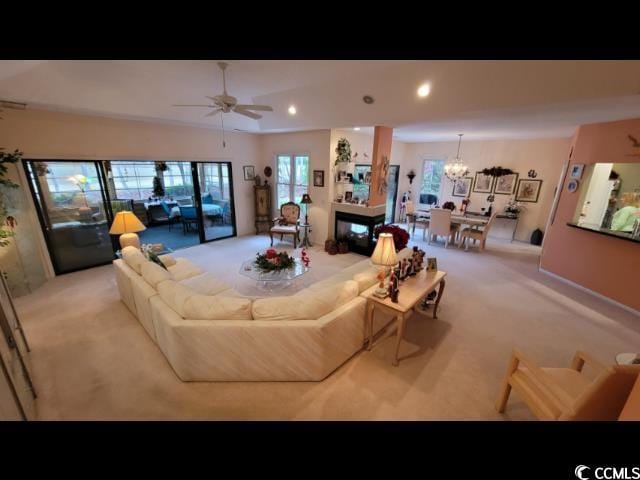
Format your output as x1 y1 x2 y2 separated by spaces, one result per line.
444 134 469 181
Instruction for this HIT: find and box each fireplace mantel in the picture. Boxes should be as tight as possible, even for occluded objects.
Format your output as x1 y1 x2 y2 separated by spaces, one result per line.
331 202 386 217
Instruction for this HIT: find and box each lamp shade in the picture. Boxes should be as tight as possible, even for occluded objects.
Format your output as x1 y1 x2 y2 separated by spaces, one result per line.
371 233 398 266
109 211 146 235
300 194 312 204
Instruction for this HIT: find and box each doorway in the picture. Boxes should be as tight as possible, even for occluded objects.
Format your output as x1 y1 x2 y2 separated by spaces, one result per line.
25 159 238 275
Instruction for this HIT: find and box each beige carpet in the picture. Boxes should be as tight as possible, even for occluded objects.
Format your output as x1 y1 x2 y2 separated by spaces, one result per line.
14 231 640 420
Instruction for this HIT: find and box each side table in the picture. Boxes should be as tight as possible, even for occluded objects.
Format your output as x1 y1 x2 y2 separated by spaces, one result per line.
361 269 447 366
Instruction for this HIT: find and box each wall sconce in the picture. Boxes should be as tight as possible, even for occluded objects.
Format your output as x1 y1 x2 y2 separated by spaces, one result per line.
407 170 416 184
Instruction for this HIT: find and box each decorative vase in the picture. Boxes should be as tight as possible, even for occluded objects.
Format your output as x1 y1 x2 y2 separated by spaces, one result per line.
324 239 336 252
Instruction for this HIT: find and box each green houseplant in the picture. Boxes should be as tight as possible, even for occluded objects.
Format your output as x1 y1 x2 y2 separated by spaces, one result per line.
0 149 22 247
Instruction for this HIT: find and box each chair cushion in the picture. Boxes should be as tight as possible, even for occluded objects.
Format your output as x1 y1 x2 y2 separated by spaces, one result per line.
271 225 298 234
252 280 358 321
179 273 231 296
141 261 172 288
121 246 148 274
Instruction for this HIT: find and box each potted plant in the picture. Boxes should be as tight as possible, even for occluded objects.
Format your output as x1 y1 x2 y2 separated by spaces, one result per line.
0 149 21 247
152 176 165 199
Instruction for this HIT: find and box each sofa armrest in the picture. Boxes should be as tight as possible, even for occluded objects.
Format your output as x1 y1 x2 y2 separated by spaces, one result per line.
159 254 177 267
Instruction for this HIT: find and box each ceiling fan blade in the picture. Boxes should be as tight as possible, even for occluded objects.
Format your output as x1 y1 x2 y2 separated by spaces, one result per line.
173 104 215 107
234 104 273 112
233 108 262 120
204 108 223 117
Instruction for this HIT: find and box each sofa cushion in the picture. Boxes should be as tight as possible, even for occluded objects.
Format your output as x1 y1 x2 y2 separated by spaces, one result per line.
121 246 148 274
167 259 204 281
183 295 252 320
252 280 358 321
158 254 177 267
179 273 231 296
157 280 195 317
141 261 172 289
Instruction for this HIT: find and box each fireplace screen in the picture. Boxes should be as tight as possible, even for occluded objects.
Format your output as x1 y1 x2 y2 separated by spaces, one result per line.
337 219 371 249
335 211 386 255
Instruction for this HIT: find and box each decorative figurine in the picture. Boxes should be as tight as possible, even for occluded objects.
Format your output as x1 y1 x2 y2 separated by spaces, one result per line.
391 271 399 303
400 258 408 280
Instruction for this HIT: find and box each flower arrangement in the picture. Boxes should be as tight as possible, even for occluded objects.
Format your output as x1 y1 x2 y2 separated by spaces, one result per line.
254 248 296 272
505 198 526 215
374 224 410 251
69 174 91 192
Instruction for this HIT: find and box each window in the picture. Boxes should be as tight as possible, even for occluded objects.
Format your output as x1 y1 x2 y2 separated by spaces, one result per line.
420 159 445 204
276 155 309 207
111 161 157 200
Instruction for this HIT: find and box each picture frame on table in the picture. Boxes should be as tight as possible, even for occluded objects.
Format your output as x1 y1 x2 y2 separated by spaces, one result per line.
473 172 494 193
452 177 473 197
426 257 438 274
493 173 519 195
344 191 353 202
243 165 255 181
313 170 325 187
570 164 584 179
515 179 543 203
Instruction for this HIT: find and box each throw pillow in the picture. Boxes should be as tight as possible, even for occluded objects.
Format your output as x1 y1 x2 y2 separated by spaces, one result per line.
148 250 168 270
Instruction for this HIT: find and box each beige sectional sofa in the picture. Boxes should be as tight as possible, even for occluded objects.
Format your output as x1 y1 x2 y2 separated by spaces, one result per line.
114 246 409 381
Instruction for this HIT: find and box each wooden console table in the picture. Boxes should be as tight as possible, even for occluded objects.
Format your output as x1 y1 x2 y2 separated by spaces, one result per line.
361 269 446 366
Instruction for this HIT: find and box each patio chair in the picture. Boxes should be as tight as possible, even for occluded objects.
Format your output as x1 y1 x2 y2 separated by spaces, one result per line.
179 206 200 235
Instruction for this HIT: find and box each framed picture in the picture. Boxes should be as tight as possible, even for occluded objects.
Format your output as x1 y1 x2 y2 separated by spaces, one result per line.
473 172 494 193
243 165 255 181
570 164 584 179
452 177 473 197
515 179 543 203
493 173 519 195
364 171 372 184
313 170 325 187
344 191 353 202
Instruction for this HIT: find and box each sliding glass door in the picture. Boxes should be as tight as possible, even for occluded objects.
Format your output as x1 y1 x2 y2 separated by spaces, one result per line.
25 160 115 274
197 162 237 242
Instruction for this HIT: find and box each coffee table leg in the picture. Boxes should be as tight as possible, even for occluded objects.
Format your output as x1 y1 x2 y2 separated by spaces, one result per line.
393 314 406 366
433 279 446 319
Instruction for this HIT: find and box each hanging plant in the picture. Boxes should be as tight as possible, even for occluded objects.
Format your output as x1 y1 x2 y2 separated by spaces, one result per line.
156 161 169 172
335 138 352 165
152 176 165 198
482 166 514 177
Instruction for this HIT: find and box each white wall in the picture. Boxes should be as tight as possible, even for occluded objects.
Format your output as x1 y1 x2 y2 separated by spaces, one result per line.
258 130 332 244
401 138 571 241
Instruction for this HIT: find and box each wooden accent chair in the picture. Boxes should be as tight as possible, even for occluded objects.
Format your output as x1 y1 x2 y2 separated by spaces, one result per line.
459 212 497 251
270 202 301 248
496 349 640 420
428 208 459 248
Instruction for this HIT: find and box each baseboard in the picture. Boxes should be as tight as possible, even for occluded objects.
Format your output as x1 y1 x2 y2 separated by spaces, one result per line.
539 268 640 317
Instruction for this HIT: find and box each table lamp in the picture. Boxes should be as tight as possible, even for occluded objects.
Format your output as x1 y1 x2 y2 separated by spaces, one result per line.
109 211 146 249
300 193 312 224
370 232 398 298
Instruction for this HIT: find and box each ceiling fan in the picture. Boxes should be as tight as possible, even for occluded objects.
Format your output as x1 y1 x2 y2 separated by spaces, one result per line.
173 62 274 120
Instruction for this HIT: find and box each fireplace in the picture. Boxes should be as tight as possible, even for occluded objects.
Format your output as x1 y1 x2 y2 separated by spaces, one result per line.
335 210 386 256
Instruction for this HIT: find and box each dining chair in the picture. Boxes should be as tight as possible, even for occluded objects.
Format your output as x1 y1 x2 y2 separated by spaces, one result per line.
428 208 458 248
179 206 200 235
496 348 640 420
160 201 179 231
458 212 497 251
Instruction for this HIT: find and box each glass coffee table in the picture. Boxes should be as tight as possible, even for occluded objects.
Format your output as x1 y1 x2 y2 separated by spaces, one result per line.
239 258 309 292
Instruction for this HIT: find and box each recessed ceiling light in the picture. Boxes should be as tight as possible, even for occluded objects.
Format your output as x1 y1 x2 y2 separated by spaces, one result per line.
288 105 297 115
354 127 361 131
417 83 431 98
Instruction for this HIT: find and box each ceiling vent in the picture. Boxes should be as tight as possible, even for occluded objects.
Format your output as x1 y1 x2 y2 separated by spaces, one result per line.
0 100 27 110
362 95 375 105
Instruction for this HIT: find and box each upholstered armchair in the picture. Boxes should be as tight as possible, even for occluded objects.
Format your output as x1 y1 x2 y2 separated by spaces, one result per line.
270 202 301 248
496 349 640 420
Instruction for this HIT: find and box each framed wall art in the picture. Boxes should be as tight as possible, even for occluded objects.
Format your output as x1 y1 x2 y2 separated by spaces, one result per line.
473 172 494 193
243 165 255 181
570 164 585 179
313 170 325 187
452 177 473 197
515 179 543 203
493 173 519 195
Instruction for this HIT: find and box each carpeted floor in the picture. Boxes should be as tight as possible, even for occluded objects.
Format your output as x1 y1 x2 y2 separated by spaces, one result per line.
14 229 640 420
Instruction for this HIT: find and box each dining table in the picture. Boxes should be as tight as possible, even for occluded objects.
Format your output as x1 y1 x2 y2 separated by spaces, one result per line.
409 210 490 229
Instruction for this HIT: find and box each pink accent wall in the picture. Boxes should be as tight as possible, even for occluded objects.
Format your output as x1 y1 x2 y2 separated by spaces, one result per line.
540 118 640 312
